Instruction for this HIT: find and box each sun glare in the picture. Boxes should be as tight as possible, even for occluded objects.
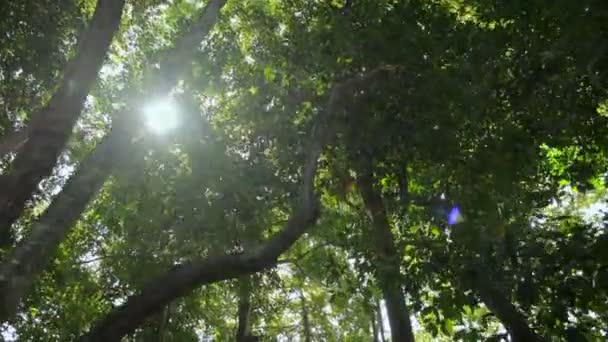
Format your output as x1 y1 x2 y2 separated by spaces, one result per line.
142 98 180 135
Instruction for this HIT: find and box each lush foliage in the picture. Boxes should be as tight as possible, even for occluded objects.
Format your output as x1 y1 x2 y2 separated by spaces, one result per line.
0 0 607 341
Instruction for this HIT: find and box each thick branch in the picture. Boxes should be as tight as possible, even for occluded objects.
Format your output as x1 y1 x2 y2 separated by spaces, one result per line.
78 67 355 340
0 0 126 246
469 271 547 342
78 66 407 340
0 0 228 322
0 128 128 321
145 0 228 95
78 176 322 341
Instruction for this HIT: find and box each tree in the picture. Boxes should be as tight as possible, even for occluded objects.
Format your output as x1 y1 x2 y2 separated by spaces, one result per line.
1 0 607 340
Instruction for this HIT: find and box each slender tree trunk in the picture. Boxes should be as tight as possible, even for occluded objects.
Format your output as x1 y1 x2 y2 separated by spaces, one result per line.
300 291 312 342
357 172 415 342
0 0 126 247
377 301 386 342
236 276 254 342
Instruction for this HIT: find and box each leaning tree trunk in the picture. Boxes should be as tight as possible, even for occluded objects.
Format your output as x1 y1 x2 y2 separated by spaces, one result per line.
468 270 546 342
77 83 329 340
449 226 546 340
357 171 415 342
0 0 126 247
0 0 229 322
0 129 128 321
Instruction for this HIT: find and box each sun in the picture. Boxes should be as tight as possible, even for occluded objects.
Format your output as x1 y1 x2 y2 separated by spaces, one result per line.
142 98 180 135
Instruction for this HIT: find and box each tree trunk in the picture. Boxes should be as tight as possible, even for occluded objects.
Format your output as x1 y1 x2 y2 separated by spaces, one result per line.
0 0 126 247
449 230 545 340
469 271 546 342
357 172 415 342
0 129 127 321
300 291 312 342
236 276 254 342
0 0 230 322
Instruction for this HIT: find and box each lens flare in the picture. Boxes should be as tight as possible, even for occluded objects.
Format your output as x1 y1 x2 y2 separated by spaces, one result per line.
448 206 464 225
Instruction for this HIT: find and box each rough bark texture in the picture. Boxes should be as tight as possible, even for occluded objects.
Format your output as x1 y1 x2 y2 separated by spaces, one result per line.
0 0 126 247
357 172 415 342
0 128 128 321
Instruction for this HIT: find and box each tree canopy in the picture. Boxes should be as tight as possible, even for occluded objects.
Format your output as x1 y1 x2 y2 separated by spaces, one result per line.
0 0 607 341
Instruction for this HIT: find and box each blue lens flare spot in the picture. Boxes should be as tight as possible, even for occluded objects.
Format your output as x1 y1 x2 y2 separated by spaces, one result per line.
448 206 464 225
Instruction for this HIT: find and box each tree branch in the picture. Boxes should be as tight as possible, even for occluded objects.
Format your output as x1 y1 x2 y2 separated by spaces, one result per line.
468 270 547 342
0 127 129 322
78 65 409 340
0 0 127 247
0 0 229 322
78 161 323 340
77 70 384 340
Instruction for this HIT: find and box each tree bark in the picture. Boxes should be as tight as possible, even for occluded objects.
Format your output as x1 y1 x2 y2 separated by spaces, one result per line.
0 128 128 321
236 276 254 342
357 172 415 342
0 0 229 322
0 0 126 247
